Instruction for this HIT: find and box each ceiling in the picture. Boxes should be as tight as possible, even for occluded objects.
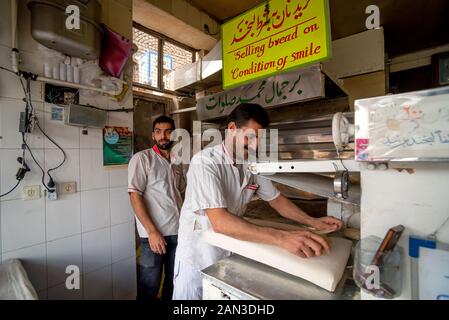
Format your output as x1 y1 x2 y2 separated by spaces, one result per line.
189 0 262 23
190 0 449 57
329 0 449 56
134 0 217 50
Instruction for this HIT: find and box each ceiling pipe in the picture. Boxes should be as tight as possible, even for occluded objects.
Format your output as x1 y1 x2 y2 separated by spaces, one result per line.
169 106 197 115
11 0 20 73
36 76 123 96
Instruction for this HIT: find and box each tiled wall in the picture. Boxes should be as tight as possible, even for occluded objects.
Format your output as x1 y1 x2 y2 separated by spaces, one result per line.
0 0 136 300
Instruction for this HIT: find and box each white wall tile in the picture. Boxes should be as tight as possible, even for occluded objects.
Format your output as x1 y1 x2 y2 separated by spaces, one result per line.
43 103 80 149
79 149 109 190
46 193 81 241
1 198 45 252
107 111 133 128
0 149 45 201
112 257 137 300
0 48 43 101
44 149 80 187
79 128 103 149
109 167 129 188
80 189 110 232
2 244 47 291
111 222 135 263
110 187 134 225
48 281 83 300
82 228 111 274
46 235 82 288
0 98 44 149
0 0 134 301
83 265 112 300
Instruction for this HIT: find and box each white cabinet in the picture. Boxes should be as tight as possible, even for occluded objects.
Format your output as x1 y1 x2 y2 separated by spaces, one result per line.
203 279 239 300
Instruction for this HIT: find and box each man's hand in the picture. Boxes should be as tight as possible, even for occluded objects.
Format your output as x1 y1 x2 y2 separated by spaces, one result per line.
148 230 167 255
129 193 166 254
278 230 331 258
309 216 343 233
269 195 343 234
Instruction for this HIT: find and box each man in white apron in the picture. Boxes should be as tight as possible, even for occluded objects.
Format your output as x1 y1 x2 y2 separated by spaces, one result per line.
128 116 185 300
173 104 343 300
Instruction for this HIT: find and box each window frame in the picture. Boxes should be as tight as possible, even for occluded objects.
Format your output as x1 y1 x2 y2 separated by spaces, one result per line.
133 22 196 93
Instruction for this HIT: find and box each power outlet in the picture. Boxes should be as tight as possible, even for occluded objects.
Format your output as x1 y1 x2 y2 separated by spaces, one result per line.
47 189 58 201
58 182 77 195
21 186 41 200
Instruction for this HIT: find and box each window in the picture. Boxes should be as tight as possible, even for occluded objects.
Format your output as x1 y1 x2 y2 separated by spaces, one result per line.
133 28 159 87
133 24 195 91
163 41 194 89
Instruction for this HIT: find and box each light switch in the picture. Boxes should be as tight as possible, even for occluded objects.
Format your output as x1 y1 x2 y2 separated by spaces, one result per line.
21 185 41 200
58 182 77 195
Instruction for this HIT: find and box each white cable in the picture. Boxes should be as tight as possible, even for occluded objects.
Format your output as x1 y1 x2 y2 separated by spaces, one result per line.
431 215 449 238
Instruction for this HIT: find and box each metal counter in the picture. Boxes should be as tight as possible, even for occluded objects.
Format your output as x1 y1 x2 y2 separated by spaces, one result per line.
201 254 360 300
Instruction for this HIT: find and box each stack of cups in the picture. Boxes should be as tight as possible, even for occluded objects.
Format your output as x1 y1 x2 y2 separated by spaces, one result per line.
59 63 67 81
43 61 80 84
73 66 80 84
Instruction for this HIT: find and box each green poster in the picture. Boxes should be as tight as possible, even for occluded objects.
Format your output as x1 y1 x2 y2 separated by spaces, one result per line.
103 126 133 166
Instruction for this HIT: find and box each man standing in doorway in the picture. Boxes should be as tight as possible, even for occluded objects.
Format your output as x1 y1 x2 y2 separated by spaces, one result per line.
173 104 343 300
128 115 185 300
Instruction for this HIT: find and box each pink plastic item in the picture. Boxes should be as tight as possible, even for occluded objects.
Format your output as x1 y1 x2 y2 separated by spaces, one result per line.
99 24 132 78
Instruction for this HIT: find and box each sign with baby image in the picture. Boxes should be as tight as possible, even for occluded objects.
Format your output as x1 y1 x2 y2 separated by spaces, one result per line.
355 87 449 162
103 126 133 166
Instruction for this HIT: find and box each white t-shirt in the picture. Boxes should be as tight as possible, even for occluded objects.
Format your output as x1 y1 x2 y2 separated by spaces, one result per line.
128 145 185 238
176 143 280 270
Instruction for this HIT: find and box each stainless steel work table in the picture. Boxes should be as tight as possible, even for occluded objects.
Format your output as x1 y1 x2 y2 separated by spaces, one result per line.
201 254 360 300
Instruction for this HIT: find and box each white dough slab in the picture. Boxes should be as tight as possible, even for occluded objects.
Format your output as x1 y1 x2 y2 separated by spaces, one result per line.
203 231 353 292
0 259 38 300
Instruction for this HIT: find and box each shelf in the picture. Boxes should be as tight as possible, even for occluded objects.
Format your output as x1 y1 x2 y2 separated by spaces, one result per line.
259 173 360 206
249 160 361 174
202 254 359 300
37 76 124 96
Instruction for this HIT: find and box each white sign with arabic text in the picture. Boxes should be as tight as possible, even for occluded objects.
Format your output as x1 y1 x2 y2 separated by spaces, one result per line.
196 65 324 121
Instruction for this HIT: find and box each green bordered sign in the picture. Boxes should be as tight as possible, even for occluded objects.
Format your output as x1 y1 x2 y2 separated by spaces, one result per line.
221 0 332 89
103 126 133 166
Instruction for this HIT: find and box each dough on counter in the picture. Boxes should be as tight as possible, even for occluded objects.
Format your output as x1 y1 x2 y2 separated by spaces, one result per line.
244 217 334 235
202 231 352 292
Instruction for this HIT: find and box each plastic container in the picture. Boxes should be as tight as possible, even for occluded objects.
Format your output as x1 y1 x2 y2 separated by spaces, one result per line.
44 62 52 77
27 0 102 59
59 63 67 81
52 64 59 80
99 24 132 78
73 67 80 84
66 64 73 83
353 236 403 299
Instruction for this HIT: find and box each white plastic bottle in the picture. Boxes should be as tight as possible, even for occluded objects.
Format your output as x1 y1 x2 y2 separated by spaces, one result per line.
52 64 59 80
73 66 80 84
59 63 67 81
44 62 51 78
66 64 73 82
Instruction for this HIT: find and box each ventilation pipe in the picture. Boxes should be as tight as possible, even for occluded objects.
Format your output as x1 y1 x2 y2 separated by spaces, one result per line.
11 0 20 73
